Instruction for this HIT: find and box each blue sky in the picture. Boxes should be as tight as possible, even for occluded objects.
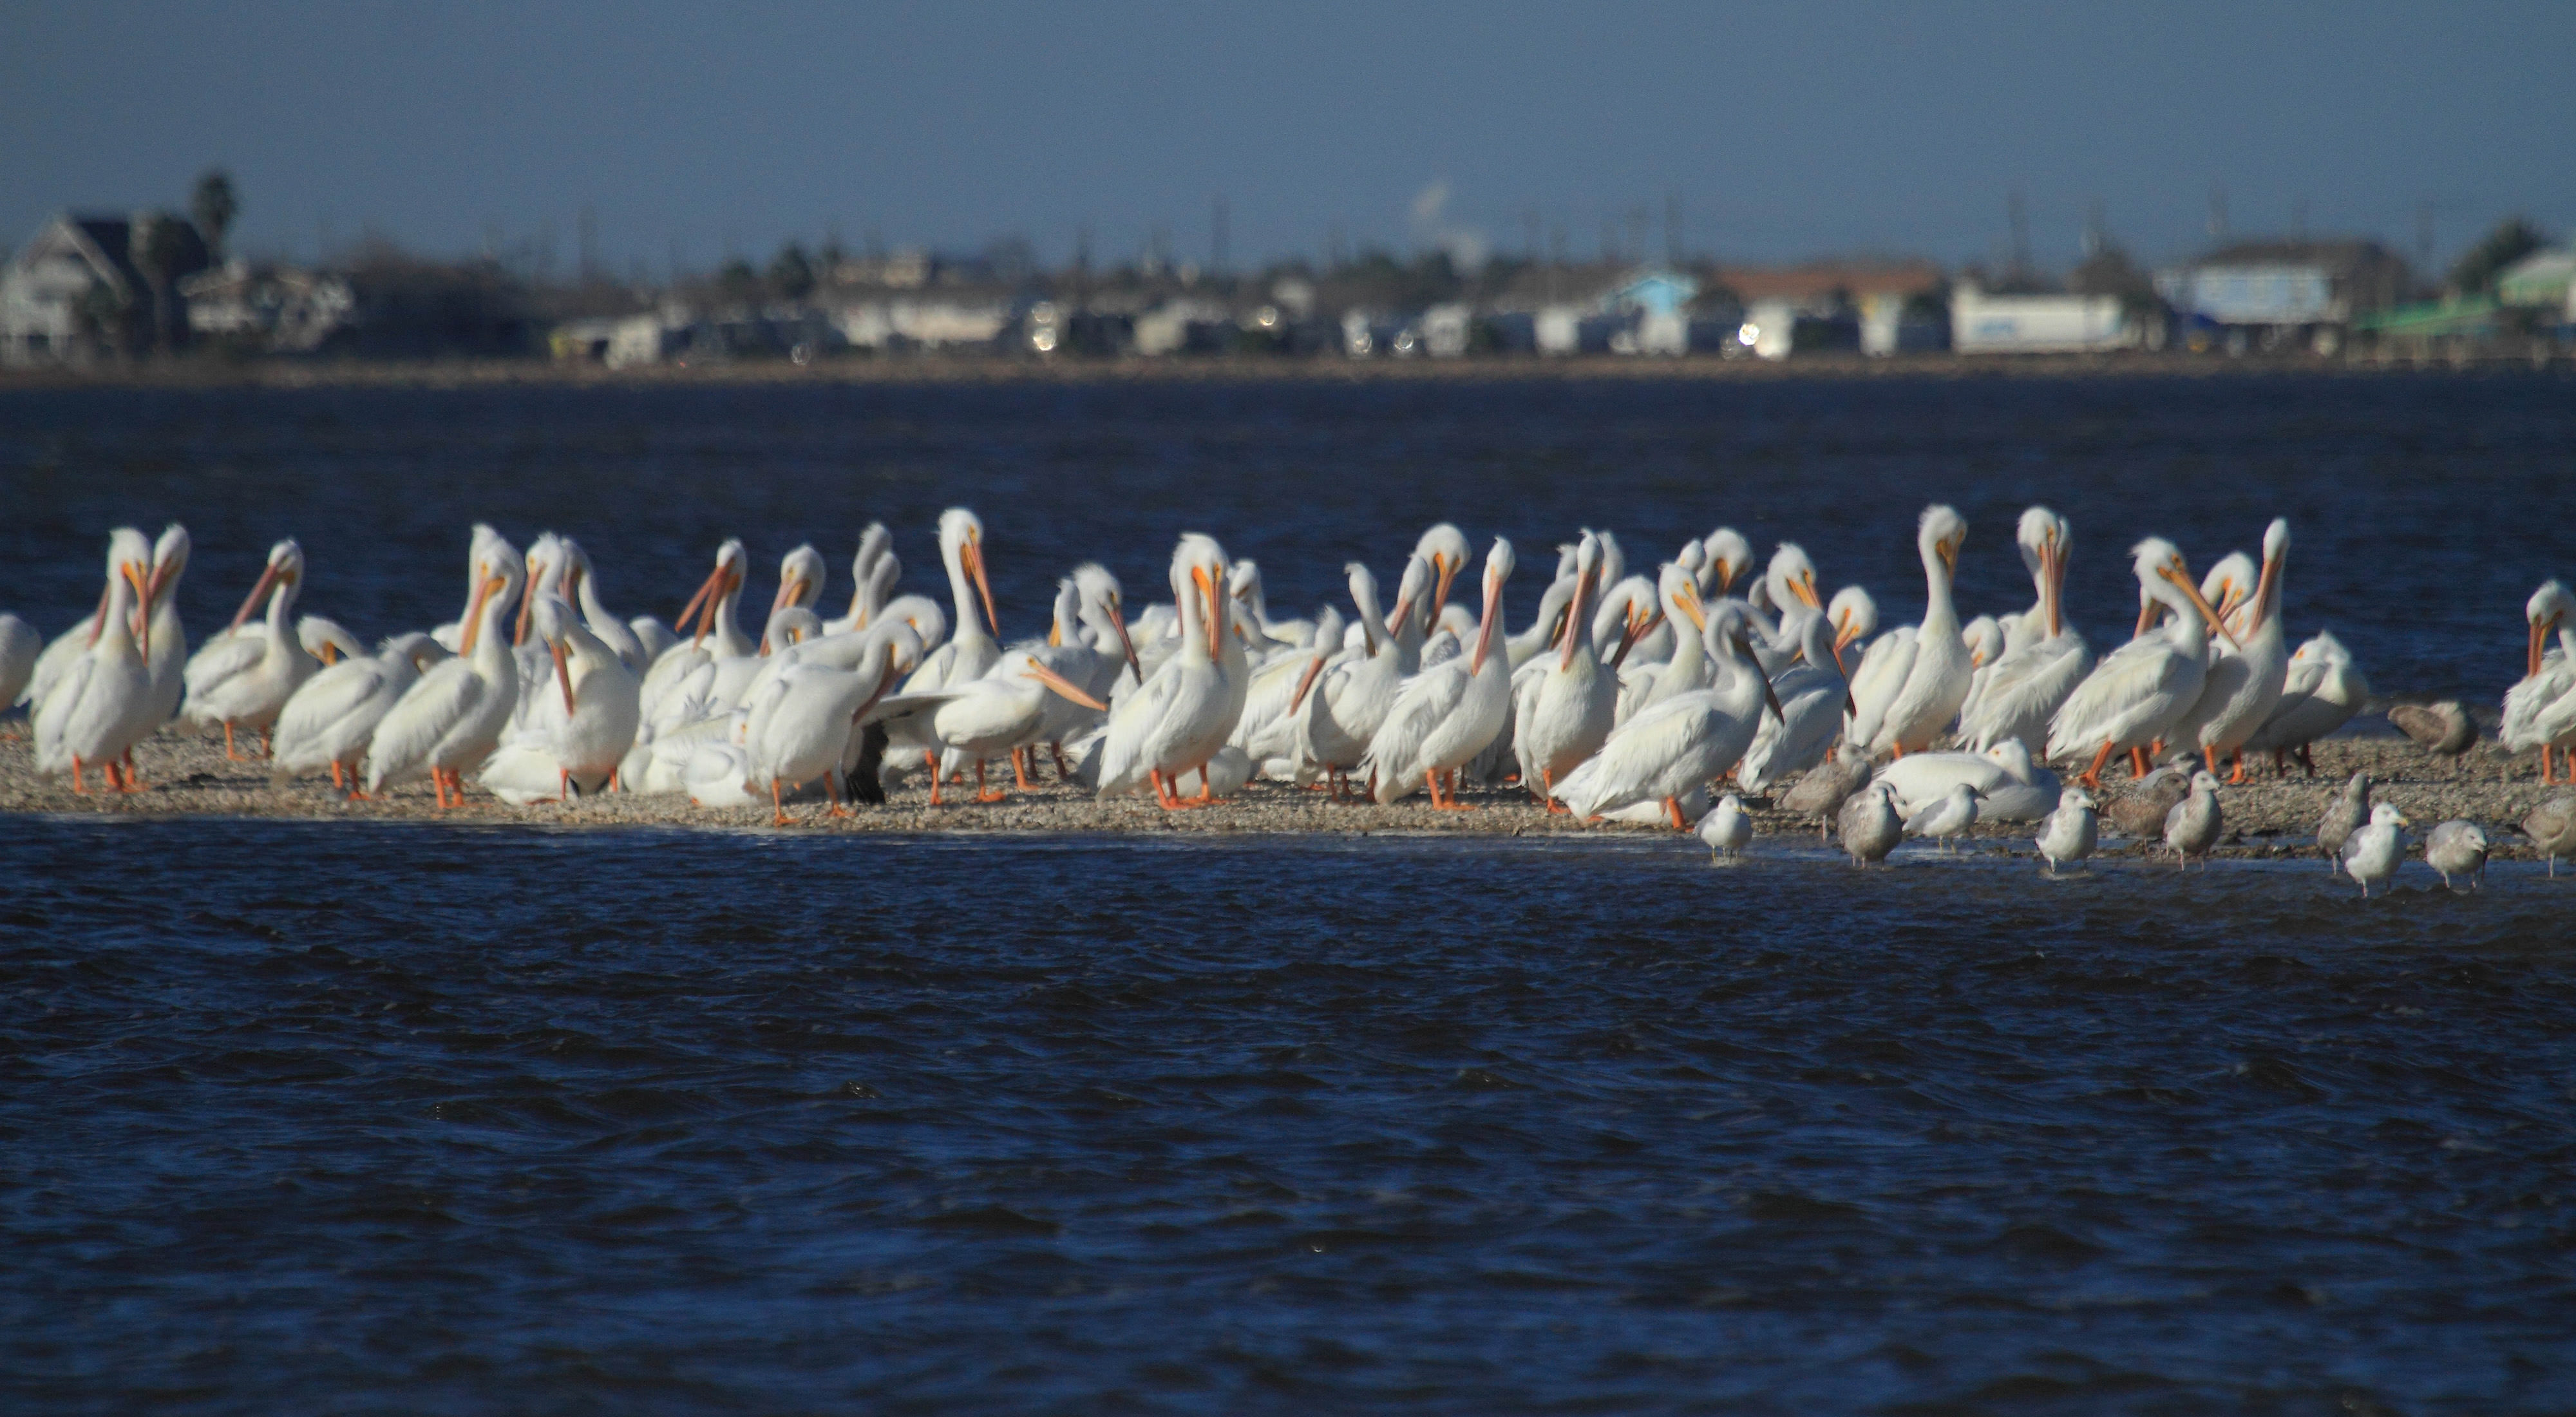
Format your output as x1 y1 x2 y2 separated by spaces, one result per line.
5 1 2568 277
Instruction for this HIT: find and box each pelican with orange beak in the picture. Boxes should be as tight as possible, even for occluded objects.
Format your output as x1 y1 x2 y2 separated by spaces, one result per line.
888 509 1005 797
1362 537 1517 807
477 594 642 804
181 538 317 759
2503 580 2575 782
365 535 526 807
637 538 751 724
2045 538 2241 790
1096 534 1242 808
1852 504 1973 759
33 529 155 793
1961 506 2092 756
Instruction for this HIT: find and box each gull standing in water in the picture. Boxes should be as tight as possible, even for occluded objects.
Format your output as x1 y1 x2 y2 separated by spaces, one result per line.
2035 788 2098 875
1700 792 1753 859
2424 820 2487 890
2342 804 2409 899
2316 772 2372 871
2163 770 2223 869
1838 781 1903 866
1904 783 1982 853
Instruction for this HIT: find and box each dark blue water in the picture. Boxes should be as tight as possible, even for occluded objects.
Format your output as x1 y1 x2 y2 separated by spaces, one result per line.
10 374 2576 1411
6 372 2574 699
6 820 2575 1413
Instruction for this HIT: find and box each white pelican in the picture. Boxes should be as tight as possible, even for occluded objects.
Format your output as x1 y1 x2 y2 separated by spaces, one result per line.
822 522 897 635
2424 819 2487 890
364 537 524 808
140 523 191 730
2244 631 2368 775
272 632 448 792
768 544 829 647
1554 604 1780 828
2341 803 2409 898
479 596 643 804
1362 537 1516 807
1621 562 1714 719
2163 770 2223 868
1294 558 1428 799
1961 508 2089 754
889 509 1003 793
1904 782 1980 852
33 530 155 792
431 524 509 653
2502 580 2575 782
1236 604 1344 779
638 538 752 723
1514 533 1616 808
1955 614 2002 725
557 537 650 672
741 627 918 823
2045 539 2238 788
182 539 316 759
1737 613 1853 794
1875 738 2060 822
1502 573 1580 670
24 533 143 713
2167 519 2291 781
0 614 37 719
1410 522 1473 629
1698 528 1754 601
875 645 1108 803
1700 792 1752 859
1098 535 1243 807
1848 504 1971 758
1025 565 1140 777
2035 788 2098 875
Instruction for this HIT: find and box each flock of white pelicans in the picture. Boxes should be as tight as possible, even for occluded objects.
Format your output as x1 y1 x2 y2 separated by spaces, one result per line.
6 504 2574 892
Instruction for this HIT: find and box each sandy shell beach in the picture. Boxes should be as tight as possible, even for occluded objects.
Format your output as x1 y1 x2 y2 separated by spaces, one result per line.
5 722 2564 865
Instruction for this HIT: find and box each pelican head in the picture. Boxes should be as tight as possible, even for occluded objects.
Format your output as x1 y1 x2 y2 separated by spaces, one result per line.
774 543 828 618
1765 542 1822 614
231 537 306 632
678 538 749 647
530 596 578 713
1660 560 1709 634
1707 601 1787 719
1918 505 1967 579
1560 534 1604 669
147 523 191 607
1963 614 2002 669
2199 550 2257 624
1343 562 1383 654
2526 579 2572 678
1390 554 1434 638
1074 562 1138 676
1173 533 1231 658
938 508 998 638
1702 528 1754 596
2134 538 2239 649
1826 584 1878 672
1413 522 1472 620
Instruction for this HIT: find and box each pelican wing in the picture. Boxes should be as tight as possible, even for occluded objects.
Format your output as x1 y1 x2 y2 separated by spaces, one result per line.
2046 641 2194 760
1846 628 1916 750
1096 663 1185 797
1962 634 2091 751
365 660 486 787
180 630 270 715
1557 693 1710 817
273 661 394 769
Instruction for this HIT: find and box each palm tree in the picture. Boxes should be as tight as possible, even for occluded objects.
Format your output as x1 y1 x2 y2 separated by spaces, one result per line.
128 215 189 356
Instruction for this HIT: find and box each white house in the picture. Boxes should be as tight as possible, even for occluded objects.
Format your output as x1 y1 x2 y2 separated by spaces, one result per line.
1 211 209 365
1949 284 2130 354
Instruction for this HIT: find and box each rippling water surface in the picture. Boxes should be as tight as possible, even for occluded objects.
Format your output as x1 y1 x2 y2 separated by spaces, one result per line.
9 374 2576 1411
7 821 2576 1412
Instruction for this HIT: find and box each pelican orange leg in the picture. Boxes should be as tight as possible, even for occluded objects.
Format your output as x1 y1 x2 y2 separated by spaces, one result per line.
2079 741 2116 790
974 760 1007 804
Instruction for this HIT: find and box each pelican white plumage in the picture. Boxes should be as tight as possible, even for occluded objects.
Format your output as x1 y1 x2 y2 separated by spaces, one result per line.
1873 738 2060 822
2244 630 2369 775
1553 604 1781 828
2503 580 2575 782
1362 537 1516 807
1961 507 2089 754
0 614 39 721
138 523 191 730
742 626 918 823
1620 562 1714 719
889 509 1004 793
182 538 316 759
1295 558 1428 798
432 524 509 653
1514 533 1617 808
24 532 146 714
2166 518 2292 781
875 645 1109 803
33 530 156 792
1850 504 1971 758
1097 535 1244 807
2045 538 2239 789
272 632 448 792
822 523 897 636
1737 613 1853 794
638 538 752 724
557 537 650 672
1236 603 1344 779
363 537 524 807
1698 528 1754 601
479 596 643 804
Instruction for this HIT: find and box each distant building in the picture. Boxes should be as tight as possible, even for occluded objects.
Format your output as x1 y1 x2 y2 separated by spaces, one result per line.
2496 247 2576 321
1950 284 2132 354
180 259 355 353
2154 240 2410 340
831 294 1016 351
1132 298 1236 356
1 211 210 365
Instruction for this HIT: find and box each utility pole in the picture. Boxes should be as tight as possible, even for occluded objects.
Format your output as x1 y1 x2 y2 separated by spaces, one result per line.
1664 193 1681 265
2007 189 2030 282
2207 184 2229 242
1211 195 1229 278
1523 208 1541 264
2082 199 2105 259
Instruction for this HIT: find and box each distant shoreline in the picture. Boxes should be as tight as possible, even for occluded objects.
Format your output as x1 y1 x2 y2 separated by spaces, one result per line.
3 349 2562 393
